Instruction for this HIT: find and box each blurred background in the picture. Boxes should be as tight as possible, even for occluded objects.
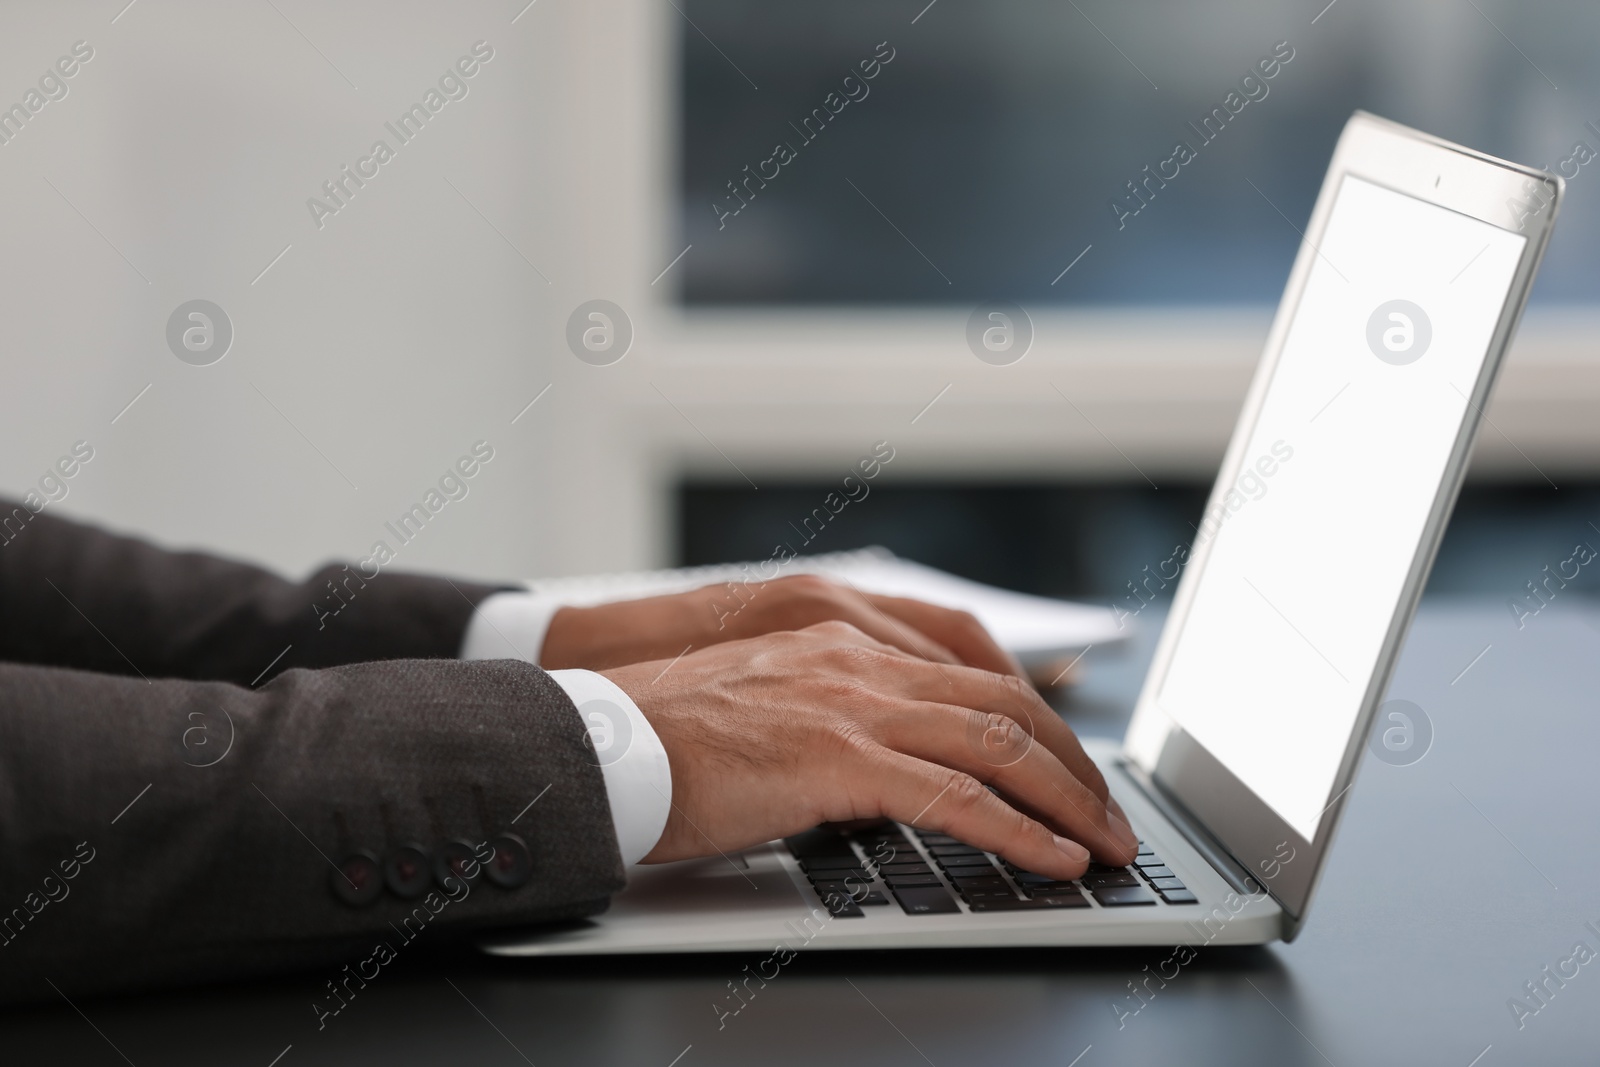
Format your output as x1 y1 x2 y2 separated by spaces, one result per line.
1 0 1596 612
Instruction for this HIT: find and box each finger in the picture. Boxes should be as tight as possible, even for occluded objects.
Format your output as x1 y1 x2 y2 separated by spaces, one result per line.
865 594 1027 679
876 700 1136 864
795 617 948 664
720 574 961 667
878 658 1114 802
823 601 965 668
805 623 1134 851
861 751 1093 882
1106 793 1131 830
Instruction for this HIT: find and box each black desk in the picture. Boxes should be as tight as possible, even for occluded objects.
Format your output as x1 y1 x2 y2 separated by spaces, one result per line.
7 602 1597 1066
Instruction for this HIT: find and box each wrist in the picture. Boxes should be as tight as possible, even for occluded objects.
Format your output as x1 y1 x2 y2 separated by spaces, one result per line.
540 605 601 670
543 596 711 671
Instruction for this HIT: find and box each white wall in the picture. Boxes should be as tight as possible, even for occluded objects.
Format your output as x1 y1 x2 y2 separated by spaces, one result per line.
2 0 1596 585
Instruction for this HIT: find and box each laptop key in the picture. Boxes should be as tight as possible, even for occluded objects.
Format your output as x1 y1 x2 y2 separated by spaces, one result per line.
961 887 1020 903
785 828 855 859
965 897 1034 912
1082 872 1139 889
802 856 866 872
1090 885 1157 907
808 875 870 891
1151 877 1188 892
1019 886 1083 898
876 862 935 877
1030 891 1092 908
1016 877 1085 892
810 880 873 902
970 897 1060 912
1134 854 1166 868
1159 889 1198 905
892 886 961 915
1137 866 1174 881
857 890 890 906
818 891 864 918
947 875 1009 889
865 844 916 866
884 874 944 889
856 835 912 857
969 892 1090 911
854 823 909 840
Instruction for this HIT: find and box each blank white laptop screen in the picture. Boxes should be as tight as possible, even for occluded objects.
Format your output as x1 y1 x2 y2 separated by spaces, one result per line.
1155 175 1527 841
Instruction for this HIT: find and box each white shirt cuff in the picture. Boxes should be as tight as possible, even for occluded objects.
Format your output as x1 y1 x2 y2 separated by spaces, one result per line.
459 589 568 664
459 591 672 867
544 669 672 868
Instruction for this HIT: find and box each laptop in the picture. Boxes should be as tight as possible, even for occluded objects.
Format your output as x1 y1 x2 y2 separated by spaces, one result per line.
484 112 1561 958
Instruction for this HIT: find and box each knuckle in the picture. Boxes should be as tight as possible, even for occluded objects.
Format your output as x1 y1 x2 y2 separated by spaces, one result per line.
966 709 1029 764
812 673 876 711
942 771 993 814
826 716 878 757
806 618 867 642
778 573 838 602
1015 805 1047 842
821 639 894 676
985 794 1036 848
992 712 1030 750
998 672 1040 718
952 608 985 634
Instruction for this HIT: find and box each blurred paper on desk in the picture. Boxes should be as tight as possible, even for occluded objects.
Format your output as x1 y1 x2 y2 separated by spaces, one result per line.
524 546 1131 670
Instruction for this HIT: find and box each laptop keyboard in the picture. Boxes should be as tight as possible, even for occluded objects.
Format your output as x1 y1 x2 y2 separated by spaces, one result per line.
784 823 1198 918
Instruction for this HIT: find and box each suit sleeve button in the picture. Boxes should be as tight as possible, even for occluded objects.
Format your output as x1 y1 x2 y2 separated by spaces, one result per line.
484 832 533 889
434 839 484 890
384 844 433 899
331 851 383 907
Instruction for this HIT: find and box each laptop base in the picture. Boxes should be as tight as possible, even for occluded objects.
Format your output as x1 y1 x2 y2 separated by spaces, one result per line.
481 740 1284 958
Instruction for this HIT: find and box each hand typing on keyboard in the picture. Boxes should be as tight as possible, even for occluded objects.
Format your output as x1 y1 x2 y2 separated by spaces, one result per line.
543 573 1026 678
600 619 1140 881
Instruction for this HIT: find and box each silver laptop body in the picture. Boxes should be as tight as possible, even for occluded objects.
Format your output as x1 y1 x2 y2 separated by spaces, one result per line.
485 112 1561 959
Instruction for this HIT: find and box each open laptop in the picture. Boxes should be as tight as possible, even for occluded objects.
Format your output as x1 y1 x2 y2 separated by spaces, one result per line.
485 112 1561 958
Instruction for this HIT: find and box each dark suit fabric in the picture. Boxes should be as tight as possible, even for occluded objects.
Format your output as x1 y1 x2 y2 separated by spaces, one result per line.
0 504 623 1003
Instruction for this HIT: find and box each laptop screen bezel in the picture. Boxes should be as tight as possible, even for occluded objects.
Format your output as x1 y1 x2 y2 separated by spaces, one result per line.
1120 111 1562 938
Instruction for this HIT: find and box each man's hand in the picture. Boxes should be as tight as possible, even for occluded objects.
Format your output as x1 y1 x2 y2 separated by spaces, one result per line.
544 573 1025 679
601 621 1139 881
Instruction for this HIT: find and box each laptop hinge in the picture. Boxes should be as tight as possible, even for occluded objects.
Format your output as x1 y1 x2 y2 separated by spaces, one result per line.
1113 758 1264 898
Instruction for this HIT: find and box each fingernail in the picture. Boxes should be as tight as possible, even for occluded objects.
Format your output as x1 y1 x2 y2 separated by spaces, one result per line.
1108 813 1139 852
1053 835 1090 863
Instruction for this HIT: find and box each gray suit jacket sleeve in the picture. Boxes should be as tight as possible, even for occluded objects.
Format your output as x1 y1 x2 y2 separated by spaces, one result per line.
0 504 626 1004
